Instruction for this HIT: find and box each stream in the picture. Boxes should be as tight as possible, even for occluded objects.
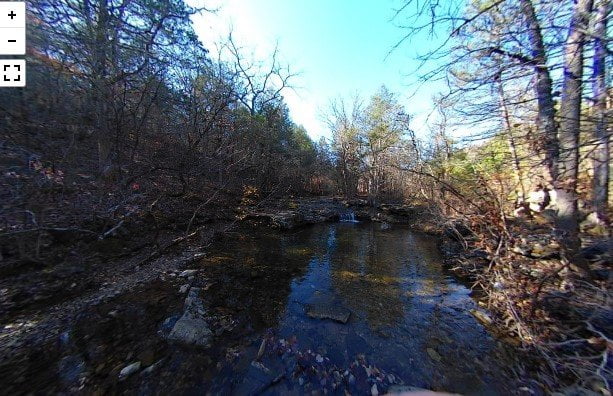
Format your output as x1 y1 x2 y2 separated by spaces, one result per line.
192 222 517 394
27 222 519 395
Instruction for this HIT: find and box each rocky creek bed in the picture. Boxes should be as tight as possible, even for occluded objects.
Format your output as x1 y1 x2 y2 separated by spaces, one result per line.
1 219 527 394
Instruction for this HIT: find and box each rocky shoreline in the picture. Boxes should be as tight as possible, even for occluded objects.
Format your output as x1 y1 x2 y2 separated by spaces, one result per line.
240 196 442 234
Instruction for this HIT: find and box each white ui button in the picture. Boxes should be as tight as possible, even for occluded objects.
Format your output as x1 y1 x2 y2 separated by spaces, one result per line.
0 2 26 55
0 59 25 87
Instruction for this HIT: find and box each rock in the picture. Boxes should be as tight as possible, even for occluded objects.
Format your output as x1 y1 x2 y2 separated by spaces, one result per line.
427 348 442 361
118 362 141 379
167 310 212 347
179 269 198 278
179 284 189 294
305 303 351 323
371 383 379 396
166 288 212 347
470 309 493 326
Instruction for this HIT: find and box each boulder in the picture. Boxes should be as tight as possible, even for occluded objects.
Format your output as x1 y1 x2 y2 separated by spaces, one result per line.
167 312 212 347
165 287 212 347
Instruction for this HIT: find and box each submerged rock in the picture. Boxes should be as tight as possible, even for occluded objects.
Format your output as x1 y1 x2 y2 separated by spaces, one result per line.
426 348 442 362
306 303 351 323
234 361 283 395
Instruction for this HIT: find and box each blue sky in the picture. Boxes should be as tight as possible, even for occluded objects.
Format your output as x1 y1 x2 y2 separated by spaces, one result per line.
191 0 445 141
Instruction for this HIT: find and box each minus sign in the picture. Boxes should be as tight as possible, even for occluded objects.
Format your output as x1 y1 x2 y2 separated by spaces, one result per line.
8 40 16 42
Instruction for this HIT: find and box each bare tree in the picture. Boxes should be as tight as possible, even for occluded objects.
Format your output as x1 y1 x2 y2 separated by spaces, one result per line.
224 33 297 116
554 0 594 272
591 0 610 226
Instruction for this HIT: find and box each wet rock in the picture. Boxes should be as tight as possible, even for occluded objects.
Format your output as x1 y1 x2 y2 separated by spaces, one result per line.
306 303 351 323
166 288 212 347
118 361 141 379
178 284 189 294
167 310 211 347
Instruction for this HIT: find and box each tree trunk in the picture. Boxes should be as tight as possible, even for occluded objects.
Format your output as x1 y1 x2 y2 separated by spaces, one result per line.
519 0 558 183
556 0 594 273
497 77 527 204
91 0 113 175
591 0 610 226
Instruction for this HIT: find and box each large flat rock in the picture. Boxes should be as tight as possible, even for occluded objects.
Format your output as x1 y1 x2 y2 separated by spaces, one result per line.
305 303 351 324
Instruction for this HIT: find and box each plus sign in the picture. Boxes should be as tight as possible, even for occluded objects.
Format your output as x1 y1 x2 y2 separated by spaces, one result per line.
8 10 17 19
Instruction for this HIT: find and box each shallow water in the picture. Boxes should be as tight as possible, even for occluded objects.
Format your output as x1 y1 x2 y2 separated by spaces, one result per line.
200 222 516 394
1 222 520 395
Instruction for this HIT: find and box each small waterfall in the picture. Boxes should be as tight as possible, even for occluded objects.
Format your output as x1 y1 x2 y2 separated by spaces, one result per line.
339 210 359 223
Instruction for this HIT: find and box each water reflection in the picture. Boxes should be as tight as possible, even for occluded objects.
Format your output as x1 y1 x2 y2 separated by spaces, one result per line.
203 223 515 394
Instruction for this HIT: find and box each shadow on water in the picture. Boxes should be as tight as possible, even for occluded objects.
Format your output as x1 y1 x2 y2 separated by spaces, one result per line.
199 222 516 394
